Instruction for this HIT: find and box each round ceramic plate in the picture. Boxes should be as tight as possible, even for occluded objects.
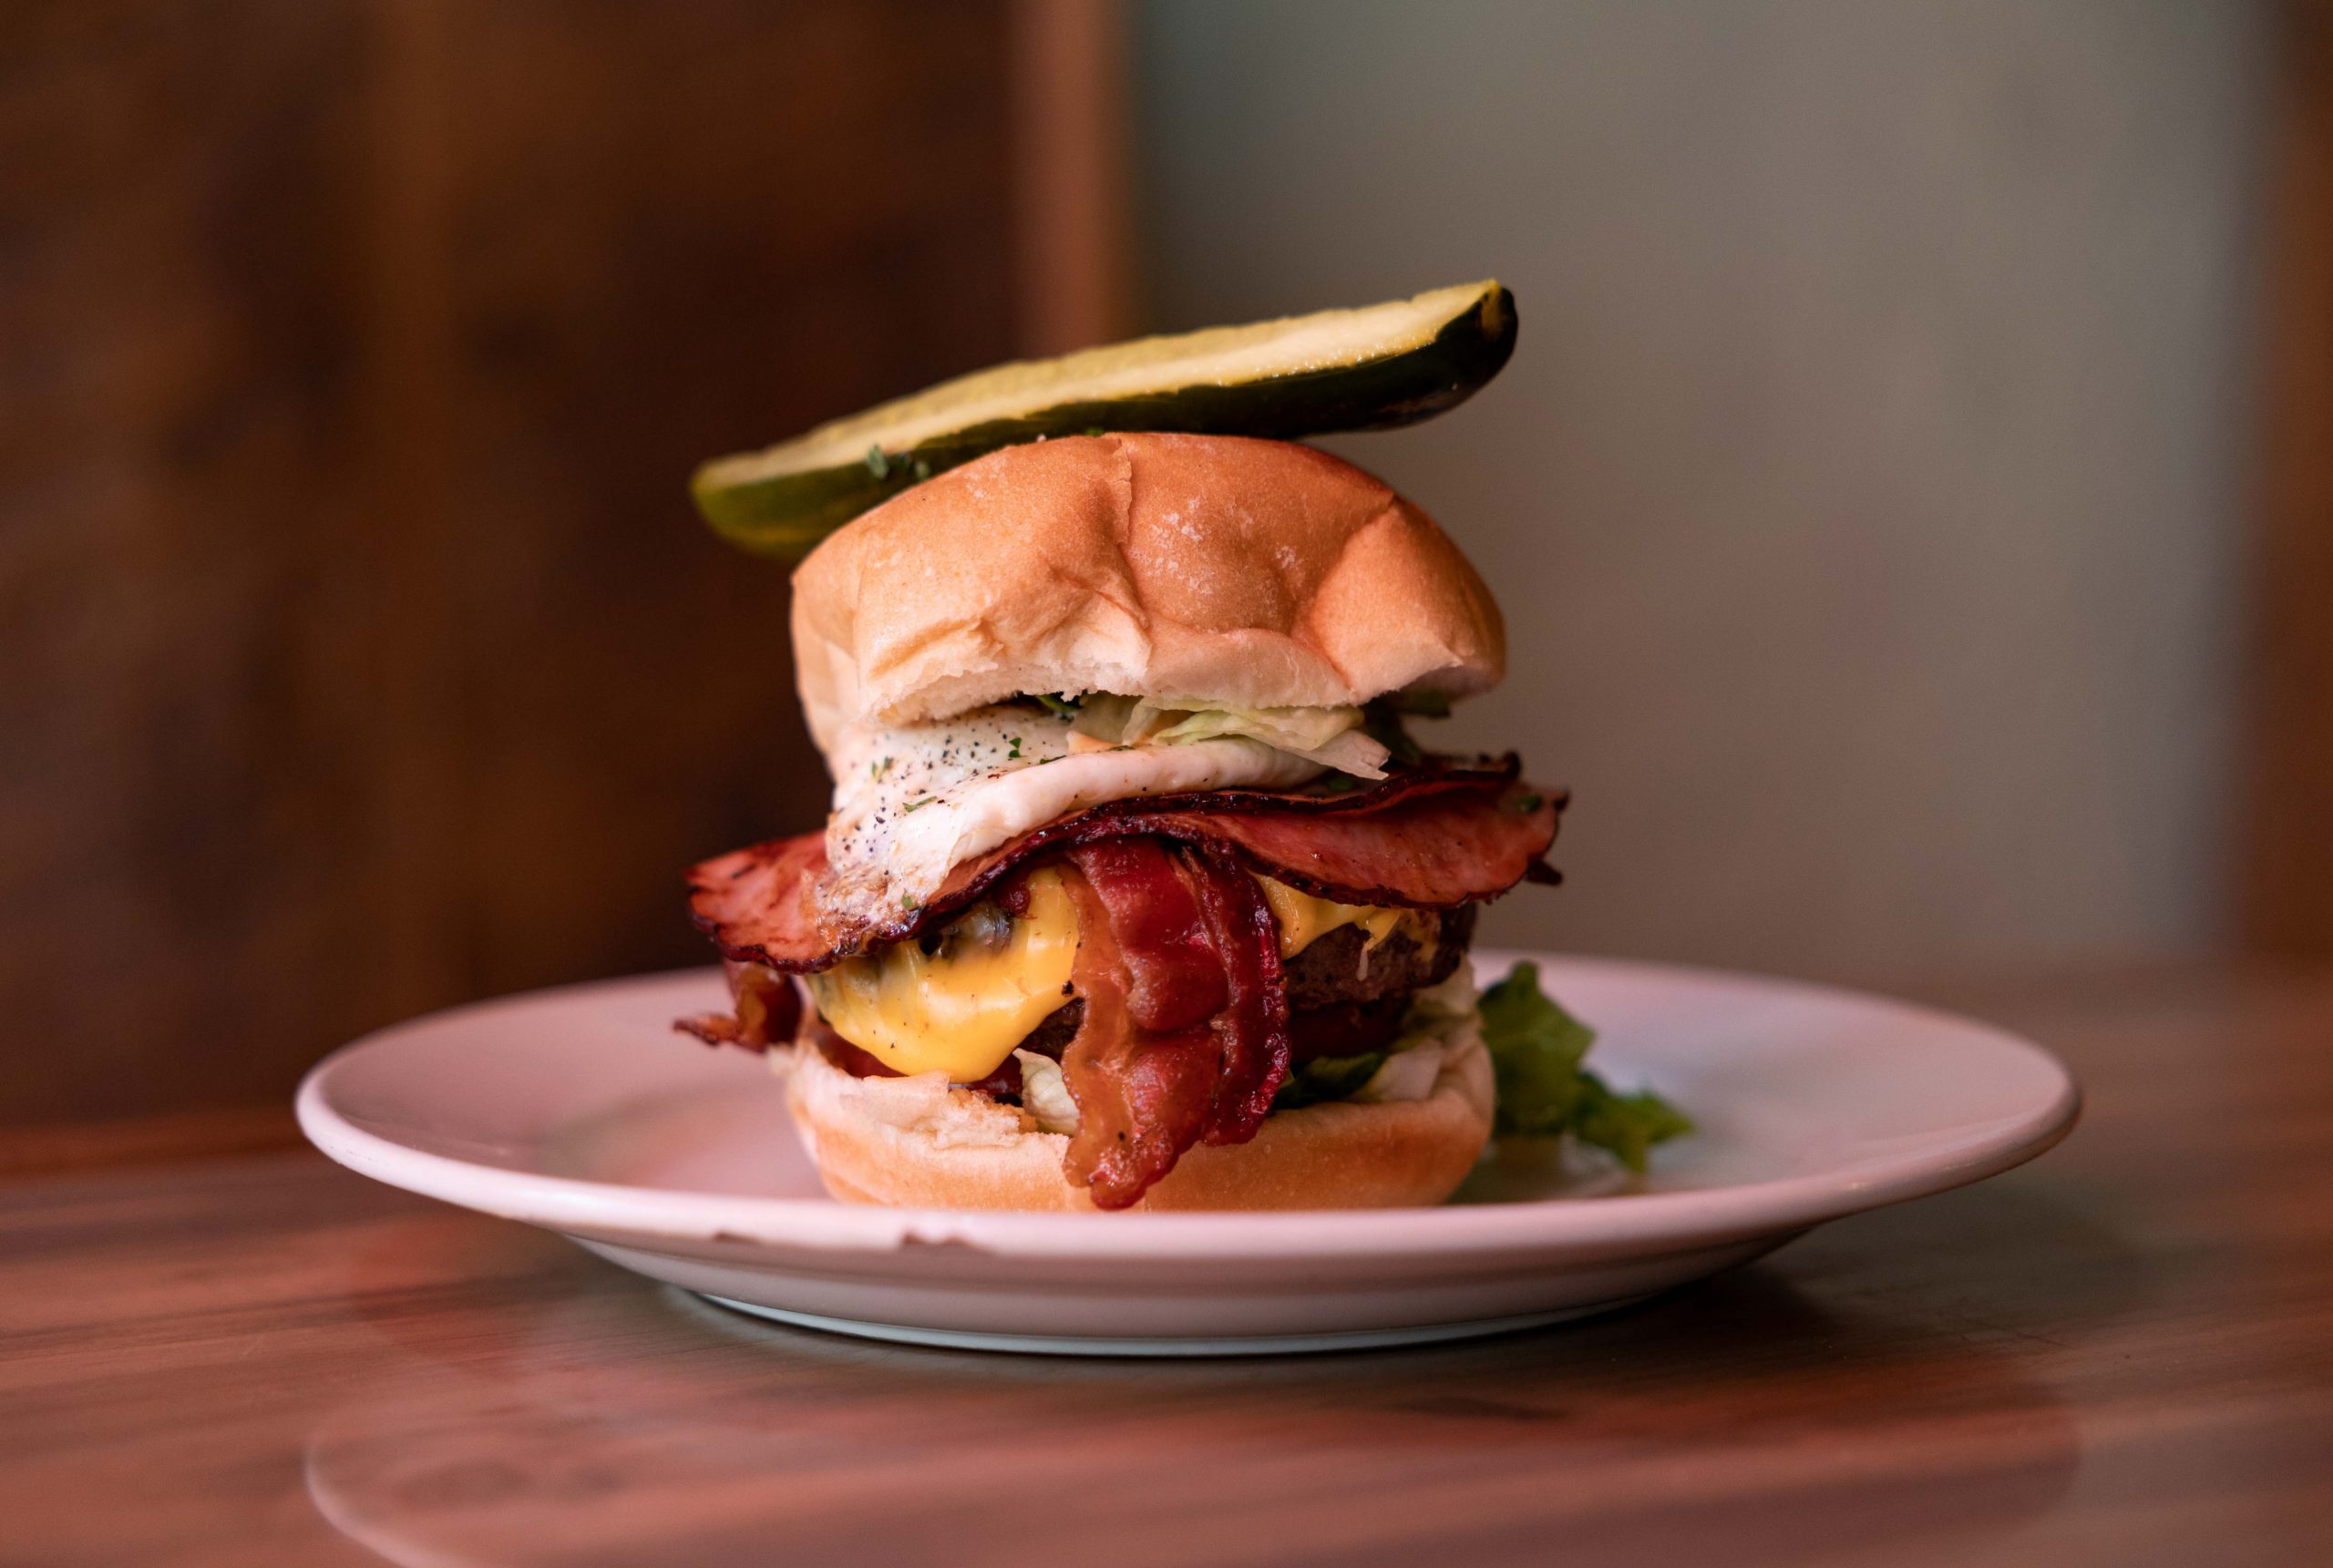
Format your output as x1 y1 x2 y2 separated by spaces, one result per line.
296 952 2078 1356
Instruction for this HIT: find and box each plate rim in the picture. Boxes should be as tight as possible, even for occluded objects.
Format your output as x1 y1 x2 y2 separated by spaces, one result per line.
295 952 2080 1261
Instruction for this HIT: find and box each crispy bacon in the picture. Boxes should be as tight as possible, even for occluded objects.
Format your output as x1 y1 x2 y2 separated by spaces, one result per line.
1183 849 1288 1144
674 960 801 1053
1068 840 1229 1027
688 760 1561 976
1055 849 1218 1207
1052 843 1290 1208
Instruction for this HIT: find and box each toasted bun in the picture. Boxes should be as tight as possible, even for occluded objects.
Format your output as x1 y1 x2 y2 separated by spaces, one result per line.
782 1034 1494 1212
789 433 1505 752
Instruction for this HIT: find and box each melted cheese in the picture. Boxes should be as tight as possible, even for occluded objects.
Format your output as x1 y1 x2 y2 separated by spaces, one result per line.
1253 876 1430 958
806 869 1078 1081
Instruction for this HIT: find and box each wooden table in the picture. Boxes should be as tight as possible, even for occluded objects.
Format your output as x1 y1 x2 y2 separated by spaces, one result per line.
5 968 2331 1566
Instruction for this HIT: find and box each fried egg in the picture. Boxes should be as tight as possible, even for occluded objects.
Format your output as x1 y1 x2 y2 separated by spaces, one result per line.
817 705 1323 925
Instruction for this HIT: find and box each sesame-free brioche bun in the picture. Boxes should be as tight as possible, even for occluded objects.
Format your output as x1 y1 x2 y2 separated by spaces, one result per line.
788 433 1506 752
783 1031 1495 1212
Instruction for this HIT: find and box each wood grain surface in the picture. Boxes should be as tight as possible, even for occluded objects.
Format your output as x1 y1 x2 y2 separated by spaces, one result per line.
0 0 1015 1129
2246 0 2333 957
4 966 2330 1566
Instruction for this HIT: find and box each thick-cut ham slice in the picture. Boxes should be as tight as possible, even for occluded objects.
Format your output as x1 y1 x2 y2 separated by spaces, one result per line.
1134 782 1558 911
687 758 1561 976
687 834 830 975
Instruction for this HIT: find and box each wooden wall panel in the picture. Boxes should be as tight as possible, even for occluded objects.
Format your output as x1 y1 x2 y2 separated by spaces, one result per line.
2245 0 2333 957
0 0 1019 1127
1011 0 1135 354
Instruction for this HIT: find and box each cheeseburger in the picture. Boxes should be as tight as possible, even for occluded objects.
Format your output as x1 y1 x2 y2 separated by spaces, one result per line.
686 431 1575 1211
680 285 1683 1212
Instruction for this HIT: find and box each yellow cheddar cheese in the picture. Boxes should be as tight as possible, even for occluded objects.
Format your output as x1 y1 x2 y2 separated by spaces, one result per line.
1252 875 1429 958
806 868 1079 1081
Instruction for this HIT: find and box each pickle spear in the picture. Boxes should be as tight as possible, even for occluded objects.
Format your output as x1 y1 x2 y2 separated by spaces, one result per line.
693 279 1516 559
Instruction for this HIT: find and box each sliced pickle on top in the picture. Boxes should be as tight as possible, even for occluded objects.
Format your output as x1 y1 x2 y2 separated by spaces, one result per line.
692 279 1517 559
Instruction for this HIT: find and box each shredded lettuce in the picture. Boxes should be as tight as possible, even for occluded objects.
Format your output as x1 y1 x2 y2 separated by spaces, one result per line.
1068 696 1391 778
1355 1042 1444 1102
1479 961 1691 1171
1149 703 1359 753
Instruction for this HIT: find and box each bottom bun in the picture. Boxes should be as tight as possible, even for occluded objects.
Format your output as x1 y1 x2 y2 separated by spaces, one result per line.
782 1034 1495 1212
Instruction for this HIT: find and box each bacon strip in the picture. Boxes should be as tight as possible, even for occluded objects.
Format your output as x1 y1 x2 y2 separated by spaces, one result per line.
674 960 801 1053
1052 843 1292 1209
1054 848 1221 1208
1183 850 1288 1145
689 761 1561 976
1068 840 1228 1029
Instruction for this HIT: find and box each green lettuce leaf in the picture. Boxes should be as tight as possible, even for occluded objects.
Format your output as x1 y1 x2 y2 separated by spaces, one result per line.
1568 1074 1697 1173
1480 961 1691 1171
1479 961 1596 1135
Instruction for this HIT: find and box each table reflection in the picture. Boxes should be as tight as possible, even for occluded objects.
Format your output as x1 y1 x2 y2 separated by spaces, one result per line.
304 1203 2099 1567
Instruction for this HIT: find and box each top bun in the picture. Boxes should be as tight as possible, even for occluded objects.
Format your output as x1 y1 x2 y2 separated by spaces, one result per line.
789 433 1505 751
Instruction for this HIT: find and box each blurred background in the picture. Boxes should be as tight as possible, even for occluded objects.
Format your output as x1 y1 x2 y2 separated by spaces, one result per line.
4 0 2327 1158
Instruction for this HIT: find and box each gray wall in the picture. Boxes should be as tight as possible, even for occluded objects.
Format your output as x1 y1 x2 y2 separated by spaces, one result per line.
1135 0 2264 984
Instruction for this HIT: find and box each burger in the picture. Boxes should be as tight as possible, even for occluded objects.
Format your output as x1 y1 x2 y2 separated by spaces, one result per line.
678 288 1684 1212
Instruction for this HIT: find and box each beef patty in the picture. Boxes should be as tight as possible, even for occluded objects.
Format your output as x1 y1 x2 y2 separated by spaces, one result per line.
1284 906 1475 1008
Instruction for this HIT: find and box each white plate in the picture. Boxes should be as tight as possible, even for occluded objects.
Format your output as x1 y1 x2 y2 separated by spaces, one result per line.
296 952 2077 1356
